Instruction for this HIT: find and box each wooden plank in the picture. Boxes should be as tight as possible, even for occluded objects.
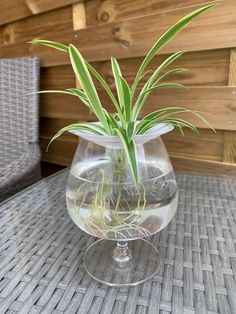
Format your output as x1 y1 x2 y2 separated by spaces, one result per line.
141 87 236 131
0 0 86 25
0 0 32 25
40 117 81 138
86 0 220 26
40 136 77 166
1 1 236 65
223 49 236 163
40 134 236 174
163 129 224 162
171 155 236 176
92 49 229 88
25 0 85 15
41 137 236 175
223 132 236 163
39 49 229 90
0 7 72 47
40 65 75 90
39 87 236 131
73 2 86 30
40 92 81 119
228 49 236 86
0 42 66 67
40 118 223 163
73 2 86 89
78 1 236 60
40 129 226 171
40 118 79 166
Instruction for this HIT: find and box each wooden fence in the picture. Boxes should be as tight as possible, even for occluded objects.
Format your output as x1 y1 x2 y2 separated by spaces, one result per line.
0 0 235 175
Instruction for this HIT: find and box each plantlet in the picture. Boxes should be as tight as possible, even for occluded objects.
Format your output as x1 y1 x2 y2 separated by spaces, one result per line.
30 4 216 184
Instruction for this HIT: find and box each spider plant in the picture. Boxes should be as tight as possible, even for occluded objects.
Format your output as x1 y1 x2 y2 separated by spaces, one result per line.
30 4 216 184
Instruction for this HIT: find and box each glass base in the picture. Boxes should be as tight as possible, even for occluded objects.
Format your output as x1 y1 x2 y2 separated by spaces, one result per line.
83 239 160 287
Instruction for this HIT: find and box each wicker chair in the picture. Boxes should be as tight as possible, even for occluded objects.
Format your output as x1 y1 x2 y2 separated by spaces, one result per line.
0 57 41 202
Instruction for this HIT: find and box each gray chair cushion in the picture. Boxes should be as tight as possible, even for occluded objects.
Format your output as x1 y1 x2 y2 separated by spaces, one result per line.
0 57 41 201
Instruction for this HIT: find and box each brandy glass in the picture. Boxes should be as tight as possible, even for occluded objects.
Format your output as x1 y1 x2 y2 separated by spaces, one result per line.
66 124 178 286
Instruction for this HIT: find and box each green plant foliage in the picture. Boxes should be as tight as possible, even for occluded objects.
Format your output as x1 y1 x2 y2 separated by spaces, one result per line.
30 4 216 184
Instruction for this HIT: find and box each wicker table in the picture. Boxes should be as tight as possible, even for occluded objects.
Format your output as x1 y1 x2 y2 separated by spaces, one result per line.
0 169 236 314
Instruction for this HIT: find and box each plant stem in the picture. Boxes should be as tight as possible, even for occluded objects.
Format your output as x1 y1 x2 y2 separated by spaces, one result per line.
113 241 132 264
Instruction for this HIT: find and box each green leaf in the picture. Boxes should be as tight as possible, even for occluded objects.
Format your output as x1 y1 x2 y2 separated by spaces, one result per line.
28 39 69 52
111 57 125 111
189 110 216 133
120 76 131 122
154 83 186 89
47 123 105 151
136 107 204 134
149 109 214 133
145 51 184 88
137 83 186 101
141 106 193 121
66 88 92 108
66 88 87 98
164 118 199 133
116 128 138 185
85 61 125 121
28 89 75 96
140 70 153 80
105 113 120 130
102 109 116 134
69 44 111 133
126 121 135 142
29 4 217 186
28 89 93 111
155 67 187 83
170 122 185 136
132 51 184 119
131 4 216 96
137 117 192 135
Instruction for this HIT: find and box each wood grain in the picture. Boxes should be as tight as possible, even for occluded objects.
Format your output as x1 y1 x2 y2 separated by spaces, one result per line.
39 49 229 91
171 155 236 176
39 92 88 120
228 49 236 86
223 49 236 163
0 0 86 25
92 49 229 88
0 0 233 174
39 87 236 131
0 7 72 46
40 135 77 165
40 117 223 163
1 1 236 65
86 0 220 26
40 65 75 90
223 132 236 163
40 118 79 166
73 2 86 89
25 0 85 15
0 0 32 25
141 87 236 131
73 2 86 30
40 117 82 138
163 129 224 162
40 132 236 176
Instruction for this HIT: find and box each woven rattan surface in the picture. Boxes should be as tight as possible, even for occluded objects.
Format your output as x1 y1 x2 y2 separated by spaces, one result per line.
0 56 41 201
0 169 236 314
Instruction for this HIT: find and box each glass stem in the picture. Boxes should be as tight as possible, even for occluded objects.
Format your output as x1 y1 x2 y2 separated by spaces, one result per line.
113 241 132 264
